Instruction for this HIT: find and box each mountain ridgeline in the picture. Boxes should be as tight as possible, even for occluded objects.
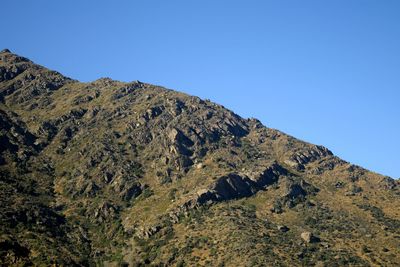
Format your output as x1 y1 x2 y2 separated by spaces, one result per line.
0 49 399 266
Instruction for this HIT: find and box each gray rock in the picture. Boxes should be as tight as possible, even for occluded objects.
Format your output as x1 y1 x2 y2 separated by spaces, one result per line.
277 225 289 232
301 231 319 243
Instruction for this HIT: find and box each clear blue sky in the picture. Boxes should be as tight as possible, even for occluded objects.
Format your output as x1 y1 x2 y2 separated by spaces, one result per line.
2 1 399 178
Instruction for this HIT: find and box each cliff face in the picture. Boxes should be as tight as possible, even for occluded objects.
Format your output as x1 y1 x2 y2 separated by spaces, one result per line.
0 49 399 266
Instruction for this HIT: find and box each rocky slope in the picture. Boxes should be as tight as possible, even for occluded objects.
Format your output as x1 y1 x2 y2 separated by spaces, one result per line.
0 49 399 266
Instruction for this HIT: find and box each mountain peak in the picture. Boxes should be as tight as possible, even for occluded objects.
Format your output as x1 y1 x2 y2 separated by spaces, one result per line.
0 51 399 266
0 49 32 65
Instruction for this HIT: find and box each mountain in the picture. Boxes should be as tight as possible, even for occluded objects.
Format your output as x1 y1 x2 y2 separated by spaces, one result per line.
0 49 399 267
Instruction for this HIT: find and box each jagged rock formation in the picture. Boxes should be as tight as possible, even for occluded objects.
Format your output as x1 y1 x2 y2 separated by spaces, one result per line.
0 49 399 266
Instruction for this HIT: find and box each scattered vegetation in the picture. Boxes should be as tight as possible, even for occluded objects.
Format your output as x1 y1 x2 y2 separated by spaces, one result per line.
0 49 399 266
